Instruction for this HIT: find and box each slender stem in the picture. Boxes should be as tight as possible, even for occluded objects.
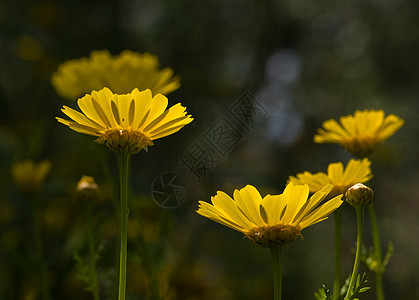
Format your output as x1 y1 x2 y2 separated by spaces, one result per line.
368 204 385 300
117 152 130 300
270 243 282 300
150 268 160 300
345 206 365 300
333 209 342 300
85 204 100 300
31 197 50 300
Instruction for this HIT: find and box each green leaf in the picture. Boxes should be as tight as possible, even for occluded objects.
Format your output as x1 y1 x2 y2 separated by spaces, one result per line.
314 284 331 300
359 287 371 293
361 241 394 274
383 241 394 269
347 273 370 300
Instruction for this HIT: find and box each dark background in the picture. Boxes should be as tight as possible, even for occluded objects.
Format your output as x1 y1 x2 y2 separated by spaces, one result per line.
0 0 418 299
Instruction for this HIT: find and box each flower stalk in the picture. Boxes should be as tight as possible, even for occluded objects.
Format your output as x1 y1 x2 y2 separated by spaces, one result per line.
31 197 51 300
332 209 342 300
345 206 365 300
85 203 100 300
117 152 130 300
270 243 282 300
368 204 385 300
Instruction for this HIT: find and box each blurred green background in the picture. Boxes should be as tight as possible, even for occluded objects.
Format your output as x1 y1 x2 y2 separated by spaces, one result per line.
0 0 418 299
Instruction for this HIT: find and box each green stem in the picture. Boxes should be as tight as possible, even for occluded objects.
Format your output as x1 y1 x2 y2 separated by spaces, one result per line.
31 197 51 300
368 204 385 300
270 243 282 300
150 268 160 300
345 206 365 300
85 204 100 300
117 152 130 300
333 209 342 300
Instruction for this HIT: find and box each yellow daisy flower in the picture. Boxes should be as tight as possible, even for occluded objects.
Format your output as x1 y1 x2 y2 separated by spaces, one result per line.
11 160 52 194
288 158 373 197
197 182 343 247
56 87 193 154
314 109 404 157
51 50 181 100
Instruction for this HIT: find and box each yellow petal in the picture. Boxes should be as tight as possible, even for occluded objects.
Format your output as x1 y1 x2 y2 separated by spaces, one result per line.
378 114 404 141
112 94 133 128
145 103 187 131
342 158 372 184
323 119 350 137
282 181 294 199
140 94 168 130
233 185 266 227
299 195 343 228
289 172 330 193
328 162 344 183
148 115 190 135
211 191 255 230
91 88 118 128
340 115 357 136
131 89 153 129
61 106 102 129
77 88 115 128
260 194 283 225
148 119 193 140
77 94 109 128
156 76 181 95
197 201 245 232
293 184 333 224
366 110 384 135
282 184 309 224
314 130 347 143
56 117 100 136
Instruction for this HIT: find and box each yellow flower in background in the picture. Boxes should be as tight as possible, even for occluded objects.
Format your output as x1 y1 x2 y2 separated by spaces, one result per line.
314 109 404 158
11 160 52 194
51 50 181 100
288 158 372 197
76 175 100 203
197 183 343 247
57 87 193 154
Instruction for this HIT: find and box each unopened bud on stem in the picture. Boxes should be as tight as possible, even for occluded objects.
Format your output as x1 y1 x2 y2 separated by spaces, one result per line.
76 176 99 202
345 183 373 208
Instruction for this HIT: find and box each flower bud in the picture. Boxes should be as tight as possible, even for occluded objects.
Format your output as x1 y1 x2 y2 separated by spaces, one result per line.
76 176 99 202
345 183 373 208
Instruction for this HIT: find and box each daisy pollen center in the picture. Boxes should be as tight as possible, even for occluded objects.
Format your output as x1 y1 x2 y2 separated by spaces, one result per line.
244 224 302 247
96 128 154 154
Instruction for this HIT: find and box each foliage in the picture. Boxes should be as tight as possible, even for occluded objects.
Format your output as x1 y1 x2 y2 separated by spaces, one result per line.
361 241 394 274
314 285 331 300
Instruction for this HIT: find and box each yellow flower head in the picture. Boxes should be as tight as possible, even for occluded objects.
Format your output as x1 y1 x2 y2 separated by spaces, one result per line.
197 183 343 247
288 158 373 197
56 87 193 154
11 160 52 194
51 50 181 100
314 109 404 158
